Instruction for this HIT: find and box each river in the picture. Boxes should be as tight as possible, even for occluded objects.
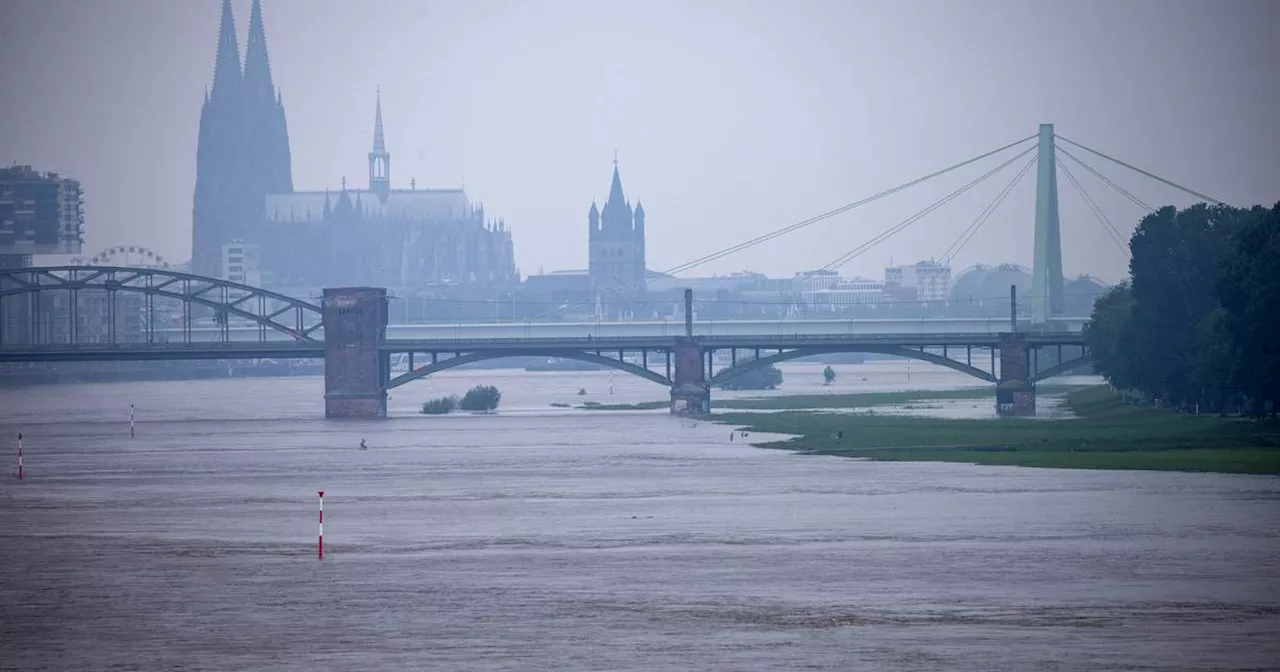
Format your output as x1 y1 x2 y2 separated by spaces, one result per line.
1 363 1278 670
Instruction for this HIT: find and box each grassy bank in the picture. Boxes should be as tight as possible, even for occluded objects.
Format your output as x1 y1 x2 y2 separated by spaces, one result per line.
571 385 1080 412
717 386 1280 474
574 400 669 411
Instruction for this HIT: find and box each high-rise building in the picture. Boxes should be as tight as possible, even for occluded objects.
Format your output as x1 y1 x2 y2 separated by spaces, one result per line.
588 160 646 314
191 0 292 277
0 164 84 268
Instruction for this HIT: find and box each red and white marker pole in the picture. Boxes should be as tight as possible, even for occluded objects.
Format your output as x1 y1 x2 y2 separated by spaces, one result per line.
129 404 135 438
317 490 325 560
16 432 23 480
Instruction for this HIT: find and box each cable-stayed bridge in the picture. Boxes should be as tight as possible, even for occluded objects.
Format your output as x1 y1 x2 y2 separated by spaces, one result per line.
0 124 1218 416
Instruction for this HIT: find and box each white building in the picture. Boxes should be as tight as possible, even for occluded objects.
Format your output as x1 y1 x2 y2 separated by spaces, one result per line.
885 260 951 304
221 240 261 288
795 270 884 311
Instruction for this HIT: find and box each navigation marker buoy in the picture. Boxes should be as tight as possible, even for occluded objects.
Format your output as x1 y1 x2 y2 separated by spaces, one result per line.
16 432 23 480
317 490 325 560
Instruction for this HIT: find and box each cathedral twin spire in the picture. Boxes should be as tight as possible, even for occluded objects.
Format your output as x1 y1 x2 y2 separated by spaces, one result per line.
244 0 277 103
192 0 292 276
210 0 241 102
210 0 275 101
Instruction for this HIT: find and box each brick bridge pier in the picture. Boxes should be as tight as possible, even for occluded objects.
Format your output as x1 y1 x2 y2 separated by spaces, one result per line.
322 287 390 418
669 289 711 416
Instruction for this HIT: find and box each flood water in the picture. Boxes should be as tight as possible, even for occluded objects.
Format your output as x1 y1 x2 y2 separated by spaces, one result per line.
2 363 1279 670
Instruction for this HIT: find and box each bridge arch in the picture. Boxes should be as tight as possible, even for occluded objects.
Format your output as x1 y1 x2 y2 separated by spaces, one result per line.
0 266 323 342
1032 353 1094 383
386 350 673 390
708 345 997 386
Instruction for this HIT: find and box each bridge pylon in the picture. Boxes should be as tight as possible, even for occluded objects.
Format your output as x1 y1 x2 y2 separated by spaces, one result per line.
1028 123 1065 324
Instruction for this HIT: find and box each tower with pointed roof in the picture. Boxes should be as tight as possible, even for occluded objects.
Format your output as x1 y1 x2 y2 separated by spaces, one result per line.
191 0 293 277
587 158 647 315
243 0 293 198
369 88 391 202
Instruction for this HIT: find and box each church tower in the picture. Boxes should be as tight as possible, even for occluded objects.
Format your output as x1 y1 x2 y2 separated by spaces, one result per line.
243 0 293 197
587 158 647 315
191 0 293 277
368 88 391 202
191 0 243 277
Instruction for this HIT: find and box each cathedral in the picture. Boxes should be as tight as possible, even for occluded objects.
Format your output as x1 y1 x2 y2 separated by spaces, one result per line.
191 0 516 289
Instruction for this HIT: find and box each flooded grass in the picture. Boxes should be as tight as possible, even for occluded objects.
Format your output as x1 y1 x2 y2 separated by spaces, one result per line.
576 400 670 411
715 385 1079 410
718 386 1280 475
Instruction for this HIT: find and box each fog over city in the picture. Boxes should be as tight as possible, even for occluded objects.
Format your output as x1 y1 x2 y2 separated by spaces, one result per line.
6 3 1280 669
1 0 1277 284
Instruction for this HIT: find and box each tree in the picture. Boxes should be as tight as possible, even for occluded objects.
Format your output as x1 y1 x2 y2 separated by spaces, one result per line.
1083 202 1278 416
718 365 783 391
1084 282 1135 390
1124 204 1245 406
822 366 836 386
1189 308 1234 414
1217 203 1280 417
460 385 502 411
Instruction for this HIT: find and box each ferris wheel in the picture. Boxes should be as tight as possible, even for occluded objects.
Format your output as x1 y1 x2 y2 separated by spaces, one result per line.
74 245 170 269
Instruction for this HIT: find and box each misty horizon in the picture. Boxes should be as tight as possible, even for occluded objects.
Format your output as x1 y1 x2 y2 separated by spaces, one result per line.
1 0 1277 284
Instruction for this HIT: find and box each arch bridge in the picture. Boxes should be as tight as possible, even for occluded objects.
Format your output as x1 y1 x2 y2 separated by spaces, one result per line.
0 265 323 346
0 269 1088 418
382 333 1091 394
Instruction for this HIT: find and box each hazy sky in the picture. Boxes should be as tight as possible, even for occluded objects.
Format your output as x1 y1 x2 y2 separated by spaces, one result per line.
1 0 1276 284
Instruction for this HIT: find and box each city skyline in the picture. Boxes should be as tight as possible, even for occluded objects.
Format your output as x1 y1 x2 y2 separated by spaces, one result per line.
1 0 1277 285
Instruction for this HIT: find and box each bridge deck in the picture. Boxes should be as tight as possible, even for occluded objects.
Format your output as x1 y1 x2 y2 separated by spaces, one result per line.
0 332 1086 362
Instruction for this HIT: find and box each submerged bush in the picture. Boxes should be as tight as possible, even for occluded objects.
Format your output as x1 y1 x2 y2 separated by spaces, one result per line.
460 385 502 412
420 395 459 415
718 365 783 391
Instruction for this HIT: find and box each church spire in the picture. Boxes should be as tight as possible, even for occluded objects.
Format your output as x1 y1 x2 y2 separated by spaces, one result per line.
210 0 241 101
607 162 626 207
369 87 391 201
243 0 275 101
373 86 387 154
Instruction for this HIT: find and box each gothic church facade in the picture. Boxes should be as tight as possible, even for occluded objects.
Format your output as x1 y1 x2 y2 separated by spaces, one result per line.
191 0 516 289
588 162 647 312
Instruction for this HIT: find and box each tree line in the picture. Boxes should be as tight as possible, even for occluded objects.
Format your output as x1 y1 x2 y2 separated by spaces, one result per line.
1085 202 1279 416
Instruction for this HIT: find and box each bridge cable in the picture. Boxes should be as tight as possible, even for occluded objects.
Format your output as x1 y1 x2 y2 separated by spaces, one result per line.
1054 134 1225 206
1057 146 1154 212
820 145 1037 272
531 133 1037 319
1056 158 1130 253
659 133 1038 277
942 153 1039 264
1056 157 1129 250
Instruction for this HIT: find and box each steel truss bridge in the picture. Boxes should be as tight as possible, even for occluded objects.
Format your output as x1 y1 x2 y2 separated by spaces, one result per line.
0 266 1090 393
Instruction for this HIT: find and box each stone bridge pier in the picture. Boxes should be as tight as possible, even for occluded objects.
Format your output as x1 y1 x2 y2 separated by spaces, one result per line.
670 288 710 416
996 333 1035 416
670 337 710 416
322 287 390 419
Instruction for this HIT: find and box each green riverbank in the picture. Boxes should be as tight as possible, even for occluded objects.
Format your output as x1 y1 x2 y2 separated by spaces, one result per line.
717 386 1280 475
571 386 1075 412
